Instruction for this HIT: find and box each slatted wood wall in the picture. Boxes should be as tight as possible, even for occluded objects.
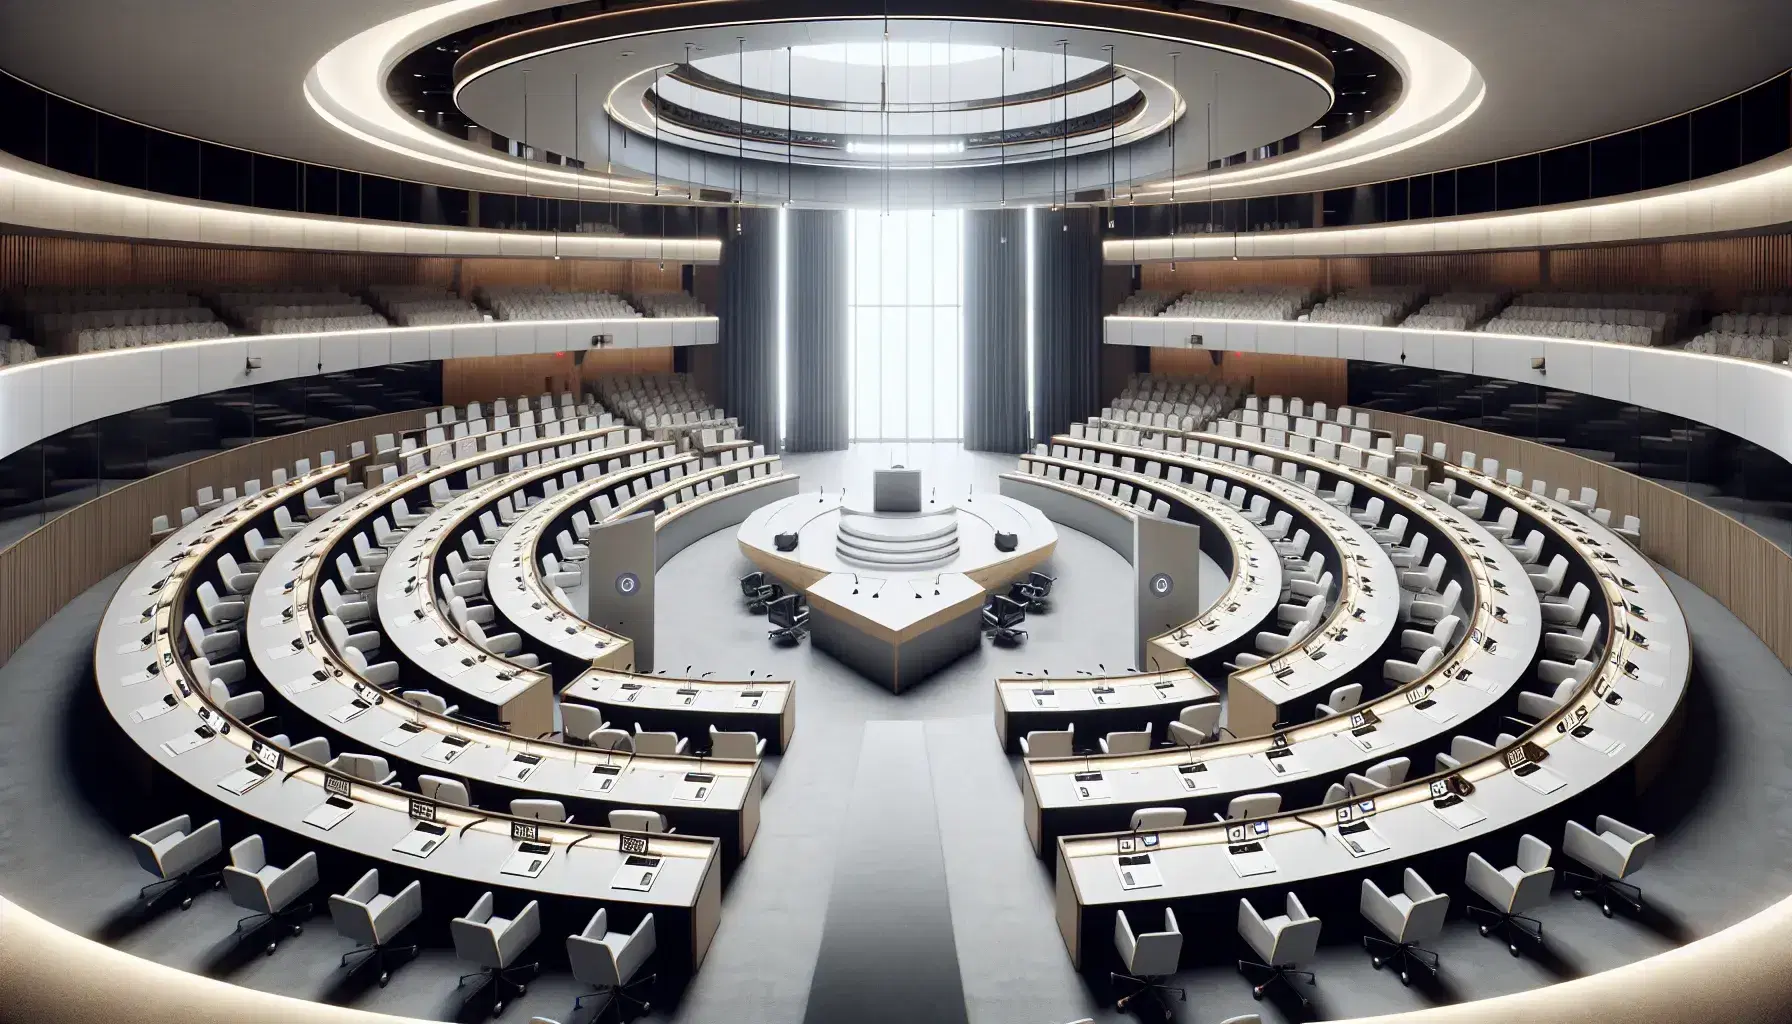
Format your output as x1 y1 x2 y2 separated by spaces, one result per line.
1370 410 1792 668
1135 231 1792 306
0 410 423 667
441 348 676 406
0 234 686 298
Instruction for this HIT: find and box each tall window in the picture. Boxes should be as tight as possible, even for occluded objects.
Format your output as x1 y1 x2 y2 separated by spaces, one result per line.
848 209 964 441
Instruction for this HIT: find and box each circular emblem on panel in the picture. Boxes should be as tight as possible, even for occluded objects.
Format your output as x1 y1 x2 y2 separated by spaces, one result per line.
1149 573 1174 596
615 572 641 596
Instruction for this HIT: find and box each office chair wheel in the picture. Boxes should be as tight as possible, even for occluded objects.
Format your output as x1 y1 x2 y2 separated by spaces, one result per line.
1252 985 1266 1000
517 983 527 996
1400 970 1410 986
293 924 303 935
1602 904 1613 918
1508 944 1520 957
266 942 277 956
1371 956 1383 969
492 1000 504 1015
378 971 390 987
1478 924 1490 936
181 897 193 910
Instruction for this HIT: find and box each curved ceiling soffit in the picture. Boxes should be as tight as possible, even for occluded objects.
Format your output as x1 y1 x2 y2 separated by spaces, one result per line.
306 0 1482 204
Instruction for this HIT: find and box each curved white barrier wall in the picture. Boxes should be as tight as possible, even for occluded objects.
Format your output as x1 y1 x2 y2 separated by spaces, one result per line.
0 315 717 461
1104 315 1792 463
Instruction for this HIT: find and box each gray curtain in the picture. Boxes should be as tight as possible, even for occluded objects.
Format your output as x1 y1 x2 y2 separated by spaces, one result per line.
786 209 850 451
962 208 1029 453
719 207 782 453
1032 207 1103 445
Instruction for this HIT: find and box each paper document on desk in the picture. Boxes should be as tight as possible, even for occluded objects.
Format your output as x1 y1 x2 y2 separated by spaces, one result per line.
734 690 765 710
380 722 428 747
391 823 447 859
1415 701 1456 724
216 764 273 795
263 643 304 662
121 664 162 687
502 843 553 879
1071 773 1111 802
329 700 372 724
1262 749 1305 777
498 754 542 783
131 697 179 723
1114 854 1164 890
115 637 154 655
160 730 213 757
1228 848 1278 878
476 673 512 694
422 736 472 764
439 659 471 679
259 611 294 628
1348 731 1387 754
1029 690 1060 710
1571 730 1625 757
673 773 715 803
1334 824 1392 858
610 855 662 892
1604 699 1655 725
1515 765 1567 794
1429 800 1487 830
303 797 355 831
580 766 622 794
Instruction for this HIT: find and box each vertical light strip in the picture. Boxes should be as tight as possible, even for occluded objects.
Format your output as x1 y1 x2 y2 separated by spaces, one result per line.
846 209 857 440
777 205 790 446
1024 205 1039 442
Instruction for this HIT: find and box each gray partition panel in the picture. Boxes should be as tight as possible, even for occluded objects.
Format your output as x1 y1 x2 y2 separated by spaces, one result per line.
998 475 1134 561
1133 514 1202 668
586 511 657 671
655 476 801 569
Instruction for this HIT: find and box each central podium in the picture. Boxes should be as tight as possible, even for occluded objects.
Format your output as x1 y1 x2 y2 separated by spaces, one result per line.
738 469 1055 691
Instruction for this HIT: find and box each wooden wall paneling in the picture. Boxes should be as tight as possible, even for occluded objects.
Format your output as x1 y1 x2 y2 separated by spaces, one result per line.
440 349 677 406
0 410 422 668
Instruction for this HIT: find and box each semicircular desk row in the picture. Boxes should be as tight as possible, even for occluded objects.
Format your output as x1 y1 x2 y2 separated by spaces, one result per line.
1002 436 1544 852
999 423 1686 975
96 413 795 985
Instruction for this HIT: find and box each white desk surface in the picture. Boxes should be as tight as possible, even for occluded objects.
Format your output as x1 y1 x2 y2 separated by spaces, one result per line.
95 470 723 926
1054 468 1689 963
564 667 793 723
997 668 1218 717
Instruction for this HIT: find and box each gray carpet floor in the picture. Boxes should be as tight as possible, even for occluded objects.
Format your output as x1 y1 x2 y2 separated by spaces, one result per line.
0 443 1786 1024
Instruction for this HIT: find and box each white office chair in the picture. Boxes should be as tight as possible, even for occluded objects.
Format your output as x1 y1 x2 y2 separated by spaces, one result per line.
1099 728 1152 755
1222 793 1282 821
453 892 542 1015
560 702 609 745
1485 506 1519 541
1528 553 1569 596
568 910 658 1020
1401 614 1460 655
709 726 767 759
402 689 459 718
1466 834 1555 955
1435 735 1498 772
1361 868 1448 984
328 753 397 785
1389 530 1428 569
1545 614 1603 661
511 799 572 823
608 809 673 833
343 644 401 689
330 869 421 987
1314 683 1362 719
589 728 634 752
1384 645 1443 685
1112 908 1186 1012
1019 727 1074 757
418 774 474 806
1168 702 1222 746
1365 756 1411 788
195 581 245 626
1238 894 1321 1004
1562 815 1655 917
1130 807 1187 830
632 725 689 756
1541 581 1591 627
130 814 223 910
1507 530 1545 565
223 835 319 955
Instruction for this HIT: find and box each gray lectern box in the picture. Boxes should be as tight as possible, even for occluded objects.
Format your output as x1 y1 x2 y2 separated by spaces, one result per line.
1134 514 1202 668
873 468 923 513
586 511 656 671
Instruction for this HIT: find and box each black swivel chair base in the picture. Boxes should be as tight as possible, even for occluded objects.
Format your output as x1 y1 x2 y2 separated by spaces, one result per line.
235 901 312 955
139 869 221 912
768 623 809 644
574 973 657 1022
1467 904 1544 956
983 624 1028 645
1564 870 1645 918
459 962 540 1016
1237 959 1315 1006
341 941 419 987
1362 934 1440 985
1109 971 1185 1019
